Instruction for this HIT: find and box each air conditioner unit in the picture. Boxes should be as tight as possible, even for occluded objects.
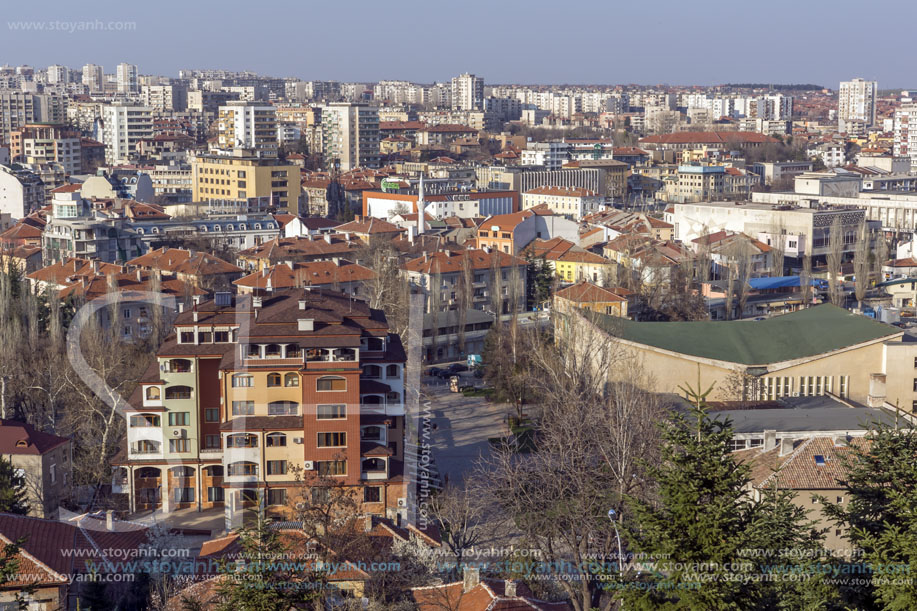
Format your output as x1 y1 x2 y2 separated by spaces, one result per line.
172 429 183 437
304 461 314 470
293 437 304 444
397 498 407 508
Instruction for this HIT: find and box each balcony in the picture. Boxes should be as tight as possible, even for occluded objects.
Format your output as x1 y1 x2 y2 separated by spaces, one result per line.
305 348 357 363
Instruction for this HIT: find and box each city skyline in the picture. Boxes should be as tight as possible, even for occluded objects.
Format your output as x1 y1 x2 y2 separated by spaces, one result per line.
1 0 914 88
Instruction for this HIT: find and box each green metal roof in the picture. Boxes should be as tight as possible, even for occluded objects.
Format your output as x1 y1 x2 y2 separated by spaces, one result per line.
594 304 900 366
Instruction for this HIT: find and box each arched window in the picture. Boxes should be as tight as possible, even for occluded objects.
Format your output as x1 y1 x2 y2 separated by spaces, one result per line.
362 365 381 379
317 376 346 391
145 386 161 400
151 227 160 234
226 434 258 448
227 461 258 476
226 225 234 231
204 465 224 477
213 225 221 232
385 364 400 378
264 344 281 357
284 373 299 387
254 223 262 230
239 223 246 230
268 401 299 416
286 344 302 358
361 426 383 441
170 466 194 478
232 374 253 388
165 385 192 400
267 373 281 387
136 467 161 479
137 228 144 234
266 432 287 447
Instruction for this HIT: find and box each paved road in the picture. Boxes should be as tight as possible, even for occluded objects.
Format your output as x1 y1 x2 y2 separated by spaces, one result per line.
420 374 509 488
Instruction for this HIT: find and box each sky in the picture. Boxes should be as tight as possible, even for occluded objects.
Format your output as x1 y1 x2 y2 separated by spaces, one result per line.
1 0 914 89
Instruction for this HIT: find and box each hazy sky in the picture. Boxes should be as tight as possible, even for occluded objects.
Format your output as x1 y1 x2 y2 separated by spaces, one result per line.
2 0 913 88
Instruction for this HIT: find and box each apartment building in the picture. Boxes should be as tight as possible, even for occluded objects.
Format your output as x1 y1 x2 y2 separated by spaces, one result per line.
9 123 82 174
116 63 139 94
141 84 188 111
450 73 483 111
0 420 72 519
894 104 917 168
113 289 408 529
81 64 103 92
520 142 570 170
0 164 45 219
403 249 528 315
838 78 877 127
320 103 380 171
217 101 278 156
0 93 66 144
102 104 154 163
192 150 301 214
666 165 726 203
521 186 602 221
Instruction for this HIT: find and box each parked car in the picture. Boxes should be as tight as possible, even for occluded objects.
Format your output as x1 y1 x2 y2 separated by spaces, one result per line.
446 363 468 374
425 367 446 377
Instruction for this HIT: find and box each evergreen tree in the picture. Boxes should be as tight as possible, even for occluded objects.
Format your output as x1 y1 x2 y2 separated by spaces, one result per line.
215 512 320 611
79 575 112 611
0 456 29 515
616 381 828 610
821 422 917 609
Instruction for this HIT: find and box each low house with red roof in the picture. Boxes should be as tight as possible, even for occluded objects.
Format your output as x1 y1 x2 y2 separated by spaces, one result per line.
126 247 243 289
235 234 364 272
521 186 603 221
412 568 572 611
0 421 71 518
554 280 633 317
233 260 375 296
332 216 404 242
0 512 149 609
475 208 579 255
691 231 774 278
638 131 778 152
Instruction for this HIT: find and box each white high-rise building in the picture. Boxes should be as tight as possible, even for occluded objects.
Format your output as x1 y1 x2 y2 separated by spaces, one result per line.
116 63 139 94
894 104 917 169
81 64 103 92
320 102 380 171
838 78 877 126
217 100 278 155
46 65 69 85
451 73 483 111
101 104 153 163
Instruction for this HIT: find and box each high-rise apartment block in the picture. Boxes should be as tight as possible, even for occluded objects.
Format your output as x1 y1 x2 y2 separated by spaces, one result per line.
102 104 154 163
838 78 877 126
81 64 103 92
116 63 139 94
451 73 484 111
217 101 278 155
320 102 380 171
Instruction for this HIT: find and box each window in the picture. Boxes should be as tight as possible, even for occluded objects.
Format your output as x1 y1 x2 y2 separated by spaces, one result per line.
284 373 299 387
50 464 56 484
130 414 159 427
174 488 194 503
227 462 258 476
205 435 221 449
232 401 255 416
198 332 212 343
317 432 346 447
311 487 330 504
205 408 219 422
266 433 287 447
169 439 189 453
180 331 194 343
362 365 381 379
267 488 286 506
215 331 229 343
226 434 258 448
168 412 190 426
145 387 161 400
316 460 346 476
362 457 386 472
232 374 253 388
165 386 192 400
365 337 383 351
268 401 298 416
317 404 346 420
266 460 287 475
167 359 192 373
361 426 383 441
267 373 282 387
317 376 346 391
364 487 381 503
208 487 224 502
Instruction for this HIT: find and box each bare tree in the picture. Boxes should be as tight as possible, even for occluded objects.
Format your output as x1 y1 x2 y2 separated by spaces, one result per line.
427 484 491 576
853 218 870 310
456 253 473 354
771 220 786 277
801 253 813 307
489 253 504 323
724 262 735 320
873 232 889 284
357 239 409 342
735 248 753 319
826 217 844 306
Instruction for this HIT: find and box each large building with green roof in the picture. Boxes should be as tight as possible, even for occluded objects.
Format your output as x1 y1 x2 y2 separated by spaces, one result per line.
585 304 917 408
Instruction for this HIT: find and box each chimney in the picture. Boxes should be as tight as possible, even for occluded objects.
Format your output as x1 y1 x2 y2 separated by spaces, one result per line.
324 234 332 244
136 269 142 282
105 510 115 532
192 304 199 322
298 318 314 331
177 303 184 313
462 567 480 593
763 430 777 451
298 299 307 310
252 296 262 308
345 232 351 241
92 260 100 274
504 580 516 597
192 294 203 305
779 437 795 457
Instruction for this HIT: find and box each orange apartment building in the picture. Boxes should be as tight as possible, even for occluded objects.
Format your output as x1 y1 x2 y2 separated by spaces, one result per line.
113 289 408 529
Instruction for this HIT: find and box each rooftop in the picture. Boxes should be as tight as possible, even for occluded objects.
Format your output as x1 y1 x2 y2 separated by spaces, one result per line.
595 304 900 366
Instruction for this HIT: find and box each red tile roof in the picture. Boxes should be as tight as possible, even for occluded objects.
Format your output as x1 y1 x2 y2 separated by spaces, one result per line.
0 420 68 455
126 248 242 276
639 131 778 145
234 261 374 289
403 249 526 274
555 280 629 303
524 185 598 197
